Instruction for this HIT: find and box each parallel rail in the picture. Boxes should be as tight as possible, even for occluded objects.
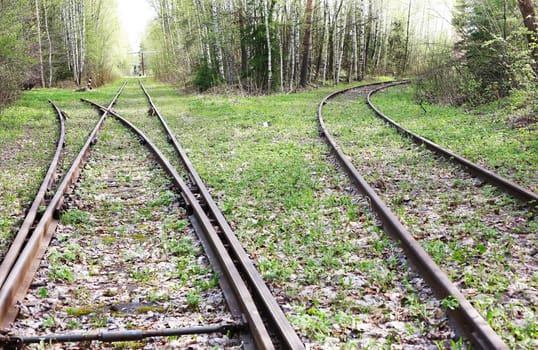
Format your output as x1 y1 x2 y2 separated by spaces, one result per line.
318 81 509 350
137 80 305 350
367 81 537 205
82 95 292 349
0 82 127 329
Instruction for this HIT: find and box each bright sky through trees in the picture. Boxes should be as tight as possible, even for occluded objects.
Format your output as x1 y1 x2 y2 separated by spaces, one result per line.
116 0 454 53
117 0 155 51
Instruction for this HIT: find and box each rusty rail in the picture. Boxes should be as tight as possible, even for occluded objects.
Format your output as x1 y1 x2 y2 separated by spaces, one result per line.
0 100 65 289
318 81 509 350
80 98 277 350
2 323 243 346
137 80 305 350
367 81 537 205
0 82 127 329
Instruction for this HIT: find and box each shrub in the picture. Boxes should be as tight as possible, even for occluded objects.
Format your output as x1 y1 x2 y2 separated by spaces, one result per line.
192 60 220 92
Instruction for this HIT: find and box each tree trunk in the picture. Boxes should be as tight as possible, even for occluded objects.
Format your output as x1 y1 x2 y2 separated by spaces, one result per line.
314 0 327 81
322 0 330 85
358 0 366 80
299 0 313 87
42 0 53 87
289 3 296 91
335 2 347 85
517 0 538 74
35 0 45 87
278 17 284 92
211 0 224 79
263 0 272 91
238 2 247 77
79 0 86 85
331 0 343 84
403 0 411 74
350 1 358 81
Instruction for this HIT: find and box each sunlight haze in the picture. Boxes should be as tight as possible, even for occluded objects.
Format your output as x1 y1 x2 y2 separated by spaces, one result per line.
117 0 155 51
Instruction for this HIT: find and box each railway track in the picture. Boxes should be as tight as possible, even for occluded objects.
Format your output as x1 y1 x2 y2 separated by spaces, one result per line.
0 100 65 289
367 81 538 205
0 81 304 349
319 81 537 349
2 79 535 348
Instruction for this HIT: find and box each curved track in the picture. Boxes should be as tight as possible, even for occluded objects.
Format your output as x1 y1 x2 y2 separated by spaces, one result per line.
0 82 125 329
318 81 509 350
0 100 66 288
366 81 537 206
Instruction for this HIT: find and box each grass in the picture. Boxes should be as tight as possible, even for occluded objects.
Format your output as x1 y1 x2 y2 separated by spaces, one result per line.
369 84 537 192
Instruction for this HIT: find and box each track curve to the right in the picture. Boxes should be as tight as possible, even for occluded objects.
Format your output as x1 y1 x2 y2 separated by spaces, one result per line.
366 81 537 206
318 81 536 349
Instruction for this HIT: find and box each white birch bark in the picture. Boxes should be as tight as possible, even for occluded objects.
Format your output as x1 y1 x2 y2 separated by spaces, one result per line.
351 0 358 80
80 0 85 84
335 2 347 84
289 3 296 91
278 16 284 92
263 0 272 90
211 0 225 78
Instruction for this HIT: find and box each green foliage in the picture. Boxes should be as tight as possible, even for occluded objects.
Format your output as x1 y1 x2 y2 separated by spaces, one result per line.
193 60 221 92
418 0 537 106
84 0 130 85
186 291 201 310
0 0 33 108
61 209 91 226
372 85 537 192
440 295 459 310
241 18 277 91
386 19 406 75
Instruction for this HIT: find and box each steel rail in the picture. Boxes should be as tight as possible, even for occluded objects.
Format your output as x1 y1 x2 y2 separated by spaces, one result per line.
0 82 127 329
3 322 243 346
318 82 509 350
0 100 66 288
80 98 275 350
137 80 305 350
366 81 538 205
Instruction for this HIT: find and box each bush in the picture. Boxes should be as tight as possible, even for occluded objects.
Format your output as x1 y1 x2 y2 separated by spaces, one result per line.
0 63 24 109
192 61 220 92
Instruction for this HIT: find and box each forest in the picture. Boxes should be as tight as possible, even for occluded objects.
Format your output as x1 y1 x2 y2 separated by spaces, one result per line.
1 0 538 109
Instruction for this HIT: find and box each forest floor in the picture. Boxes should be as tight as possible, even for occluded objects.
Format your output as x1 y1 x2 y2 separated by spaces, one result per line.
0 78 536 349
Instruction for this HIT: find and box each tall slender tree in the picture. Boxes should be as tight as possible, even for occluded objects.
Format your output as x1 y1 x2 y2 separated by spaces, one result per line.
35 0 45 87
299 0 313 86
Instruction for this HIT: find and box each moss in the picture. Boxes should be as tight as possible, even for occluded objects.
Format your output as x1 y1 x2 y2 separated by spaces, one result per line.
66 305 102 317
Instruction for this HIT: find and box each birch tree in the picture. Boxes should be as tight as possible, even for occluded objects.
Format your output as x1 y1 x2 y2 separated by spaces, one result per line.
263 0 273 89
42 0 53 87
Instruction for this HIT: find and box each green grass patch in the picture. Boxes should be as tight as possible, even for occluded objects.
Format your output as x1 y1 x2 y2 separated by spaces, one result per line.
370 85 537 192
